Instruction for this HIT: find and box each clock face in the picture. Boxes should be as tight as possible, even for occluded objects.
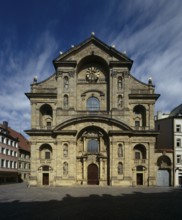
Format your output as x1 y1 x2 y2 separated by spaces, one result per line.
86 67 100 83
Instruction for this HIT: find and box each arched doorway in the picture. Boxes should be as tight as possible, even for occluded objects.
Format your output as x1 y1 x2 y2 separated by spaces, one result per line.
87 164 99 185
157 169 169 186
157 155 171 186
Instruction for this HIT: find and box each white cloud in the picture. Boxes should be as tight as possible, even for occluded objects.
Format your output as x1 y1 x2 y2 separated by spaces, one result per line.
0 31 59 137
110 0 182 113
1 0 182 137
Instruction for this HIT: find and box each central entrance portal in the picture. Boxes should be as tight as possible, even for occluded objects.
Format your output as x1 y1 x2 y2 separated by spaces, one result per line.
87 164 99 185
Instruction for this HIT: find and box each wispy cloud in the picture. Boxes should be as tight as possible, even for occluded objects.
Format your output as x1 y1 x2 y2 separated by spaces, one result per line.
109 0 182 112
0 31 59 136
0 0 181 137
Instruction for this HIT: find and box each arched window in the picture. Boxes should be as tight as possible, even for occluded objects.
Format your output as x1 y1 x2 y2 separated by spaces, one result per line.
63 162 68 175
118 76 122 89
63 95 69 108
87 139 99 153
118 162 123 175
87 97 100 111
63 76 69 89
118 144 123 157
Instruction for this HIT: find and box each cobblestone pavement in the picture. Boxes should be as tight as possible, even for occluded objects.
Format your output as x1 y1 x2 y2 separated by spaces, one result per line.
0 183 182 220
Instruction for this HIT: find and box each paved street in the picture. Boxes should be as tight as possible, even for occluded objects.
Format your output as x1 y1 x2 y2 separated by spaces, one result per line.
0 183 182 220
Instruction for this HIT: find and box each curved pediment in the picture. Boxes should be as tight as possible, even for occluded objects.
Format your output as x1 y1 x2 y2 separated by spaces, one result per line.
53 116 133 132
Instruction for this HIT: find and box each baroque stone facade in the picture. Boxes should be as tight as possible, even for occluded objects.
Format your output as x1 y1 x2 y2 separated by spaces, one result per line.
25 35 160 186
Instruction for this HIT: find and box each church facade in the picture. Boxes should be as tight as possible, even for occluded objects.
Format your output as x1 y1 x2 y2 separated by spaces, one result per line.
25 35 160 186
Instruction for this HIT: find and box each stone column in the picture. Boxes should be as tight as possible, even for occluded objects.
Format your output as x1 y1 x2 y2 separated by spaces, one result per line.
82 158 87 185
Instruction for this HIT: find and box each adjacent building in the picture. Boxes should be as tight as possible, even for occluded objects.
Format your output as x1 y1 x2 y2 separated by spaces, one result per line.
14 131 30 182
0 121 18 183
0 121 30 184
155 104 182 186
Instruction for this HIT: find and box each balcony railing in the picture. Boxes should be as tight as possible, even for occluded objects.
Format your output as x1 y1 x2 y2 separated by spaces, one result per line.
131 126 152 131
134 159 147 164
40 159 52 164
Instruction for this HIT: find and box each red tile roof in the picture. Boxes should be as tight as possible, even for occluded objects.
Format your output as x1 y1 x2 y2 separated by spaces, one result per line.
0 123 30 152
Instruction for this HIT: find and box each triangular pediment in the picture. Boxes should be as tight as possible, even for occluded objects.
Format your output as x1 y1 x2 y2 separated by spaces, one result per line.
53 35 133 69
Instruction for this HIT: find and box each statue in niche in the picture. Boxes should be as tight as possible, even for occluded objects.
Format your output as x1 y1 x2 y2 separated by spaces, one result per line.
63 162 68 175
118 76 123 89
64 76 69 89
118 95 123 108
102 160 105 176
63 144 68 157
118 144 123 157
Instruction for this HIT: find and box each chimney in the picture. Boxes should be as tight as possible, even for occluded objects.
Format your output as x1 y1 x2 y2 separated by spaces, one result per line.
3 121 8 130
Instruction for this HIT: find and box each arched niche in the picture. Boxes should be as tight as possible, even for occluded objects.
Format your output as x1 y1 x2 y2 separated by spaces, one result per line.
133 105 146 127
76 55 109 82
39 144 52 160
39 104 53 128
157 155 171 167
133 144 147 160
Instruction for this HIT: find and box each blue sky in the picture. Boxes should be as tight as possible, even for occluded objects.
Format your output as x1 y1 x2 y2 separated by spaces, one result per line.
0 0 182 136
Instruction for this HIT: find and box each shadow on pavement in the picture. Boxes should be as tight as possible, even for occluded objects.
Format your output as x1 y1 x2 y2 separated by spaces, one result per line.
0 188 182 220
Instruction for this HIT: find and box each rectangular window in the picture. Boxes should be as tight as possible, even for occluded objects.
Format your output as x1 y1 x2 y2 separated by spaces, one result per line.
45 152 50 159
1 159 4 167
177 155 181 164
47 122 51 129
177 139 181 147
6 160 9 168
176 125 181 132
135 121 140 127
10 161 13 168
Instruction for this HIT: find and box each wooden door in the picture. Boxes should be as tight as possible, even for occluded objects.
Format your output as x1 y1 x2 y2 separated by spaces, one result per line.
43 173 49 185
87 164 99 185
136 173 143 185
